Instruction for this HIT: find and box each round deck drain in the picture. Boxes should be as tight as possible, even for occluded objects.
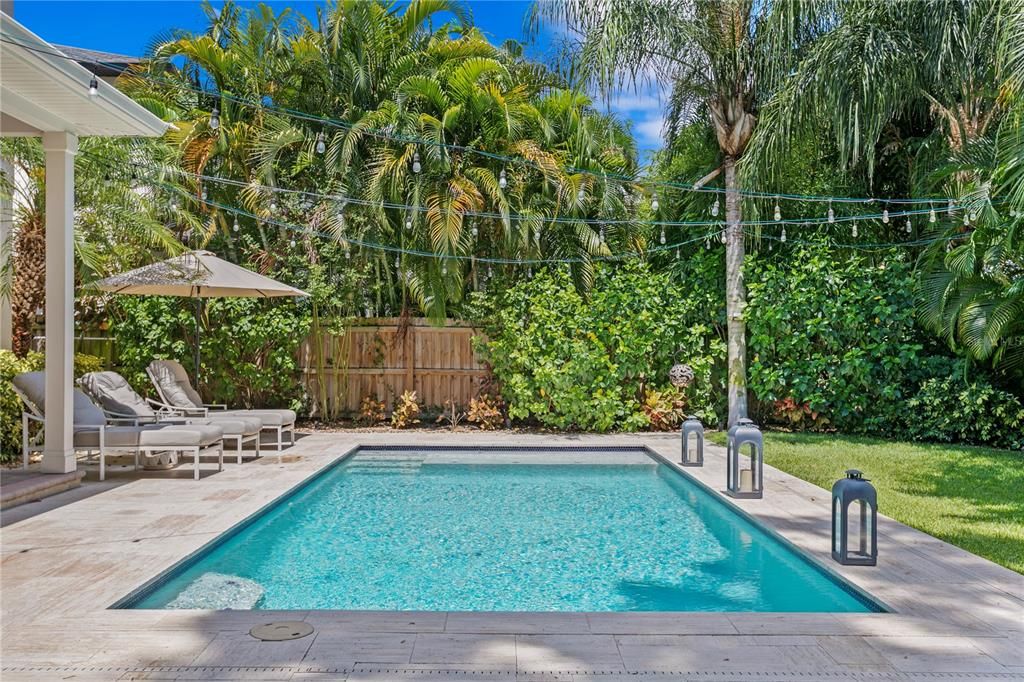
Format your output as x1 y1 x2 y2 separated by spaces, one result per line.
249 621 313 641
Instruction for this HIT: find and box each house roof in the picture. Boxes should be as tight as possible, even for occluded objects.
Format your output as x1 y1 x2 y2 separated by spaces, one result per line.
0 12 168 138
51 43 144 77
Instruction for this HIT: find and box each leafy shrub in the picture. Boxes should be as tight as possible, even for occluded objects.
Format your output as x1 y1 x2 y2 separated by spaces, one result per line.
905 363 1024 449
771 397 831 430
746 244 936 435
1 350 104 463
478 263 725 431
641 386 687 431
112 295 309 411
358 395 386 425
467 393 504 430
390 390 421 428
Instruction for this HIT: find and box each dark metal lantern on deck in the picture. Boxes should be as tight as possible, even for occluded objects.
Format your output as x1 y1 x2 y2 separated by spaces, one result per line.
831 470 878 566
726 419 763 498
680 415 704 466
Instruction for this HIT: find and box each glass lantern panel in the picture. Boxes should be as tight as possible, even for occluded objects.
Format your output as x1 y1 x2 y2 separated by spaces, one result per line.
846 500 869 557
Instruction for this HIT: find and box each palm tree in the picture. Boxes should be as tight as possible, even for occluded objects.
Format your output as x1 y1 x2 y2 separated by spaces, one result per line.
535 0 804 425
745 0 1022 378
0 137 184 356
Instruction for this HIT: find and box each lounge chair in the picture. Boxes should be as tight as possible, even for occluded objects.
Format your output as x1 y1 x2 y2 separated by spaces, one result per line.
12 372 224 481
78 371 262 464
146 359 297 451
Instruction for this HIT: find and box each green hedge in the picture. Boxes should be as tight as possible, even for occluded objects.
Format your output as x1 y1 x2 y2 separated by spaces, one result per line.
478 263 725 430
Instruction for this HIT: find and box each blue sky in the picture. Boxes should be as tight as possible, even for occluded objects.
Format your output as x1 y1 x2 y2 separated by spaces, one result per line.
10 0 667 152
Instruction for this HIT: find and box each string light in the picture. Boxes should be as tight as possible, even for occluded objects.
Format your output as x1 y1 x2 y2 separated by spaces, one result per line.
882 208 889 223
442 262 448 276
827 201 835 223
660 227 666 244
599 225 605 243
929 204 936 223
201 187 208 201
773 200 781 221
705 237 711 249
4 31 973 210
780 226 787 243
711 197 720 217
905 217 912 234
720 230 727 244
405 212 413 230
412 151 421 174
963 212 970 225
232 216 239 232
498 168 507 189
577 186 586 201
852 221 858 237
471 221 478 237
651 193 659 212
948 200 955 215
209 106 220 130
88 74 98 97
315 132 326 154
675 248 680 259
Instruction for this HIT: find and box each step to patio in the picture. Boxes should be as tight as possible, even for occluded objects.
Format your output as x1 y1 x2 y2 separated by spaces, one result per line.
0 469 86 510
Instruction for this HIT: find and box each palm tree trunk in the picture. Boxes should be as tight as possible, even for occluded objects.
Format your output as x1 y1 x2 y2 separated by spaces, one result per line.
723 156 748 427
11 210 45 357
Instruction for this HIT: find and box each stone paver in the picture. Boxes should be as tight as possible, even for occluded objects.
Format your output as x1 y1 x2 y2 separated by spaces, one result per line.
1 431 1021 682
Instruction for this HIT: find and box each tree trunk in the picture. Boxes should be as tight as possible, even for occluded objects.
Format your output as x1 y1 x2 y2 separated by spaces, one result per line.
723 157 748 427
11 210 45 357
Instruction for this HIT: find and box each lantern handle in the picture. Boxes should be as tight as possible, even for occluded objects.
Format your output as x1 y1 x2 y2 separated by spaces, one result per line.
846 469 870 481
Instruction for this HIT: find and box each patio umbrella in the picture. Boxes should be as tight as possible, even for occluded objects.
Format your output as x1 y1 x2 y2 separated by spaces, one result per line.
92 250 309 382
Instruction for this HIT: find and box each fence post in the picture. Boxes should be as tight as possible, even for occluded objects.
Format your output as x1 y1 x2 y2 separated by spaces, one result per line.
404 323 415 396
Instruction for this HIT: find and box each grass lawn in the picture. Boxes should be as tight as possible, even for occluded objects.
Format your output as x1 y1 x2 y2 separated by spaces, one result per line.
707 431 1023 574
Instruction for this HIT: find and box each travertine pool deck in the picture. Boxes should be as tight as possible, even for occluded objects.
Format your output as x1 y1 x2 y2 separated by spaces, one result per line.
1 432 1021 681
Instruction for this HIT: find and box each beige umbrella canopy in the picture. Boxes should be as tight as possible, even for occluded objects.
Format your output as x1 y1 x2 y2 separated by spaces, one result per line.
92 250 309 381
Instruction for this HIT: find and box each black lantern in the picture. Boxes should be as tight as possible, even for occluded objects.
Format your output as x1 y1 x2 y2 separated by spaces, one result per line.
680 415 703 466
726 419 763 499
831 469 878 566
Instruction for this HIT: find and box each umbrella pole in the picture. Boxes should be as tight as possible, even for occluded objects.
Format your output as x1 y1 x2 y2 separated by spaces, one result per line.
194 297 202 386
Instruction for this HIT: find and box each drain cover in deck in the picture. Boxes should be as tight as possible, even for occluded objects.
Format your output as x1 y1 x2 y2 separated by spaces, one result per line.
249 621 313 641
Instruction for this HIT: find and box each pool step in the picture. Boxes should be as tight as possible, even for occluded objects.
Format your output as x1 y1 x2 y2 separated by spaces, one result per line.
344 456 425 475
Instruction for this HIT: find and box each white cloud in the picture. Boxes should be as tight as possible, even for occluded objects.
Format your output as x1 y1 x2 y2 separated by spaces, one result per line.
633 116 667 149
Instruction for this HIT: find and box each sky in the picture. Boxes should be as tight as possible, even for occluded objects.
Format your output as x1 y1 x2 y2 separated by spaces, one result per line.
9 0 667 153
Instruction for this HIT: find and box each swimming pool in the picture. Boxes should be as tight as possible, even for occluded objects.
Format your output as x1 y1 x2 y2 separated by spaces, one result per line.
122 447 881 612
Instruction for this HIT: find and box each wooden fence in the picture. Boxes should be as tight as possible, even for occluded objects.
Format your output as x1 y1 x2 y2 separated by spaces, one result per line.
298 318 489 416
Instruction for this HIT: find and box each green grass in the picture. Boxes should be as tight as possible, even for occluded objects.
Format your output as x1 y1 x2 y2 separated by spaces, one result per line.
707 431 1024 574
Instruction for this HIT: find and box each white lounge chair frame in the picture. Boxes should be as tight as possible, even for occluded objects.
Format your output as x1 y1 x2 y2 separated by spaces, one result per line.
145 366 294 451
13 385 224 481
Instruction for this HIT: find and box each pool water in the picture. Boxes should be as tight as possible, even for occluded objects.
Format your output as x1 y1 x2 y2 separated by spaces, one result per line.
130 448 878 612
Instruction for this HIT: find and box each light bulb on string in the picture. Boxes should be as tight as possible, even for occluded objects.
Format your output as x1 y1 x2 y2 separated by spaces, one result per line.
269 200 277 213
290 237 296 247
232 216 240 232
905 218 912 234
659 227 666 244
963 212 970 225
827 201 835 223
405 213 413 230
651 193 659 212
315 132 326 154
209 106 220 130
534 228 541 243
852 221 858 238
969 211 978 221
498 168 507 189
675 248 680 259
526 266 532 278
929 204 936 223
773 201 781 221
88 74 98 97
705 237 711 249
201 187 207 201
578 186 586 201
768 241 773 251
711 197 720 217
948 200 955 215
471 221 478 237
394 255 400 268
442 263 448 276
488 265 493 279
946 241 953 253
780 227 787 243
345 247 351 259
881 208 889 223
412 151 421 174
599 226 605 244
720 230 727 244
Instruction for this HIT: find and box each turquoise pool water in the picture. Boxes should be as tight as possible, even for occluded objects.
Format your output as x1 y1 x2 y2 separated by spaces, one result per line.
129 448 878 612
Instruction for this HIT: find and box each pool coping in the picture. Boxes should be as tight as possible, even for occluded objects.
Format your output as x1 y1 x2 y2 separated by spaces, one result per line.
111 444 888 613
2 431 1021 679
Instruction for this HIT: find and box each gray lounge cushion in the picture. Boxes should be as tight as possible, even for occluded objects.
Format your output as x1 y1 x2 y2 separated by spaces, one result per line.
201 416 262 437
79 371 157 419
148 359 204 409
13 372 106 426
73 423 224 449
219 409 297 427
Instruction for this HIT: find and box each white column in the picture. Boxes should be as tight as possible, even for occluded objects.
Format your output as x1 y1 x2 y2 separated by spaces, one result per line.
0 157 12 351
41 131 77 474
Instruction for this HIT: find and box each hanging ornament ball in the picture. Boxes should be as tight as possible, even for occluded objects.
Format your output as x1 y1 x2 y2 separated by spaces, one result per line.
669 363 695 388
